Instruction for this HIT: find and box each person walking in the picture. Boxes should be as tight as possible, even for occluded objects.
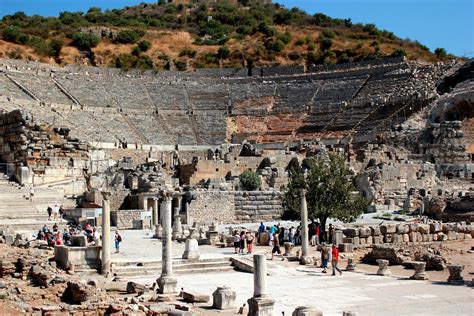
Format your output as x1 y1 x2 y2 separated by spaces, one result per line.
239 231 246 254
29 186 34 203
331 244 342 276
258 222 265 244
328 223 334 244
246 232 254 254
315 223 320 246
321 242 330 273
115 230 122 253
233 231 240 254
47 206 52 221
271 232 284 261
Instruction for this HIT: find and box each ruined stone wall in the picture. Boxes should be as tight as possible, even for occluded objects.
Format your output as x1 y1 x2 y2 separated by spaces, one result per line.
111 209 149 229
0 109 90 185
233 191 284 222
188 191 235 223
342 222 473 248
188 190 284 223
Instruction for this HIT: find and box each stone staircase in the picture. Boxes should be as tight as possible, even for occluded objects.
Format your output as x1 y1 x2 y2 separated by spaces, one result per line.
0 173 76 230
111 257 233 278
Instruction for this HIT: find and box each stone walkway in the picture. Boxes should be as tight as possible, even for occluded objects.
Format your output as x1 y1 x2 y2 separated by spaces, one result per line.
135 264 473 316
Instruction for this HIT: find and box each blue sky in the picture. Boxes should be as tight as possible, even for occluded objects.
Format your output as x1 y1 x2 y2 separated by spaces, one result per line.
0 0 472 57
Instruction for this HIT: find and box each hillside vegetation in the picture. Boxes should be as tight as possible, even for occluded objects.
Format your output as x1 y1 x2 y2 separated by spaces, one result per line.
0 0 452 71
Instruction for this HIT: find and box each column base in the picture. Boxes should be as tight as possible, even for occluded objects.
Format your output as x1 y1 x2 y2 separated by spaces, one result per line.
157 275 178 294
247 295 275 316
299 255 314 265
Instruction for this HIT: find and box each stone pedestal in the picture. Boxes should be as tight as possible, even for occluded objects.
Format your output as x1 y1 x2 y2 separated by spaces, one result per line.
157 275 178 294
447 264 464 284
333 230 343 246
157 193 177 294
182 238 200 260
248 254 274 316
376 259 391 276
292 306 323 316
212 286 236 310
410 261 429 280
172 215 183 239
299 190 313 265
154 224 163 239
283 242 293 256
346 258 356 271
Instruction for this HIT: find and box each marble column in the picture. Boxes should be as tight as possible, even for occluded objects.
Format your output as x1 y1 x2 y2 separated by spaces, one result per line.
157 192 177 294
300 190 313 265
101 192 111 275
153 198 159 226
247 254 274 316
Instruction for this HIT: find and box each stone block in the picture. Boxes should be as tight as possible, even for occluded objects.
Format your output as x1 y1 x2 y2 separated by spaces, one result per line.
430 223 442 233
353 237 360 246
70 235 87 247
339 243 354 253
418 224 430 234
384 234 394 243
396 224 409 234
359 227 371 238
373 236 382 244
292 306 323 316
392 234 403 244
182 291 209 303
212 286 236 310
366 236 373 245
409 232 417 242
402 234 409 242
437 232 447 241
359 237 366 245
343 228 358 238
371 226 381 236
380 224 396 234
416 232 422 242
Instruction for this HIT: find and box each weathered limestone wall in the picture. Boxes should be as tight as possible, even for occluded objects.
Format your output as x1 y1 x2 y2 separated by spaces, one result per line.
188 191 235 223
233 191 284 222
111 209 150 229
188 190 284 223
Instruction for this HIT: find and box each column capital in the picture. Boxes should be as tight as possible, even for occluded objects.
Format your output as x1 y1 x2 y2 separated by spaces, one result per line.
100 191 112 200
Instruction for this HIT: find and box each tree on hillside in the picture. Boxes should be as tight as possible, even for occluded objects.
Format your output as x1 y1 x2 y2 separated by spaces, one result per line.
435 48 447 59
283 154 369 237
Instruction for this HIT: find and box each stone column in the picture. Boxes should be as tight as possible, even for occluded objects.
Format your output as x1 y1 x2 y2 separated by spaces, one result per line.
447 264 464 284
248 254 274 316
376 259 391 276
101 192 111 275
172 215 183 240
153 198 159 226
300 190 313 265
410 261 429 280
157 192 177 294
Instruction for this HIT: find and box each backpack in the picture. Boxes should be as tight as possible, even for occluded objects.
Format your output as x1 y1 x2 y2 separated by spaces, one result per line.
117 234 122 242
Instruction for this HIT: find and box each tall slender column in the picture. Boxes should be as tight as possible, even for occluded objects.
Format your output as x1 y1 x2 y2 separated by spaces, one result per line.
300 189 313 265
101 192 111 275
157 192 177 294
248 254 274 316
153 198 159 225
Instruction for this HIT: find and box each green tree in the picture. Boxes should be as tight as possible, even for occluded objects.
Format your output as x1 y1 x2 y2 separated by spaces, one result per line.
284 154 369 236
71 32 100 50
137 40 151 52
217 46 230 60
239 170 261 191
434 47 447 59
115 29 142 44
320 37 333 51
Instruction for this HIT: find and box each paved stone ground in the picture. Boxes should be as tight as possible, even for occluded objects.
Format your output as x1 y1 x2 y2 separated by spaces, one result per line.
134 264 473 316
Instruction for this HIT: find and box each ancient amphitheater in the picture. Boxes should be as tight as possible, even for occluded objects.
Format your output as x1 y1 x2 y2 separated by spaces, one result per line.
0 56 473 315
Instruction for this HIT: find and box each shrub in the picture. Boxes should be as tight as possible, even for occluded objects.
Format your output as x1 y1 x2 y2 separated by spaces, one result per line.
71 32 100 50
131 46 141 56
115 29 142 44
137 40 151 52
217 46 230 59
435 47 447 59
322 29 335 38
239 170 261 191
391 48 406 57
258 23 276 37
175 60 187 71
307 42 315 51
50 39 64 58
295 37 306 46
2 26 29 44
179 48 197 58
277 31 292 44
265 39 286 53
320 37 332 51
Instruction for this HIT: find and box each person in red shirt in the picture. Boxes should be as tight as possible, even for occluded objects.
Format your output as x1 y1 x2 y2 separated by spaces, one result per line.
315 224 320 246
331 245 342 276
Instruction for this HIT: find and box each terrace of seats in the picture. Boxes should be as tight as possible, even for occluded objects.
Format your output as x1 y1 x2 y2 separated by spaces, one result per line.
0 57 442 146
